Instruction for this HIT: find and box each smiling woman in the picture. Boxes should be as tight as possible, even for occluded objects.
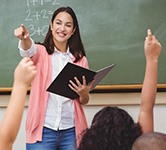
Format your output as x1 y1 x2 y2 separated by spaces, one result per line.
14 6 94 150
50 12 76 51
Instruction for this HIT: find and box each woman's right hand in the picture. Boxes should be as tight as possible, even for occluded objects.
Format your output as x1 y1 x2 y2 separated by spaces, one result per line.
14 24 30 40
14 24 32 50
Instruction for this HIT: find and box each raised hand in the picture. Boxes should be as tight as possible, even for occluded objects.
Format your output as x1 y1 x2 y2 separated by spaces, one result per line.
14 57 37 88
138 29 161 133
144 29 161 62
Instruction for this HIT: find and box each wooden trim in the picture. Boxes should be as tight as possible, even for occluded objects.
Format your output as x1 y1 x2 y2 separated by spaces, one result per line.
0 84 166 92
0 87 31 92
94 84 166 90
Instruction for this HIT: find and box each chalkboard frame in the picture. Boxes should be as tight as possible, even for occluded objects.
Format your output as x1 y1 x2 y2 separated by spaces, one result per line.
1 84 166 93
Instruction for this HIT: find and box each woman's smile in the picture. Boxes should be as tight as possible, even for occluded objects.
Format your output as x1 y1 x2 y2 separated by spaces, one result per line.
57 31 67 38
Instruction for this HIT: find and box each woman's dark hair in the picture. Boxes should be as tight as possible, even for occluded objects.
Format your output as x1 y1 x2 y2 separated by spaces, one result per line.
40 6 86 63
78 106 142 150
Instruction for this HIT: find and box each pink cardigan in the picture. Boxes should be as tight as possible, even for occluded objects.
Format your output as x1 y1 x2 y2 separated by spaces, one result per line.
26 44 88 146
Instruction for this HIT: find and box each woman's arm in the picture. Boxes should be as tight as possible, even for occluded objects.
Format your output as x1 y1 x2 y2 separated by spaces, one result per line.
69 76 94 104
138 29 161 133
69 57 94 104
0 58 37 150
14 24 32 50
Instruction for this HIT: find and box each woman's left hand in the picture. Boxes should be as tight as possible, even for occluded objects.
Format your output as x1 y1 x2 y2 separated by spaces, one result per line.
68 76 94 104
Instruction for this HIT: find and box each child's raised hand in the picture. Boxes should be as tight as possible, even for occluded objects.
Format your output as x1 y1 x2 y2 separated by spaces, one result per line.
14 24 30 40
144 29 161 62
14 57 37 88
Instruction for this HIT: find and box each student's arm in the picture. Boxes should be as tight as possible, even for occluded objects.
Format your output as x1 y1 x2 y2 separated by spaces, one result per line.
138 29 161 133
0 57 37 150
14 24 32 50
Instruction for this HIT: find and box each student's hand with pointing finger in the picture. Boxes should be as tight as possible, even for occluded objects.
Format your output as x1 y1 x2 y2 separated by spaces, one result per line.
139 29 161 133
14 24 30 40
144 29 161 62
68 76 94 104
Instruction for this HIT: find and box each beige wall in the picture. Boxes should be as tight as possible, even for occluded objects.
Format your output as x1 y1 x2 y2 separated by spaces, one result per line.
0 92 166 150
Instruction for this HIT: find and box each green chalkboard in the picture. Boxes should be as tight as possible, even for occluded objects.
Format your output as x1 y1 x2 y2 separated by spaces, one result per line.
0 0 166 87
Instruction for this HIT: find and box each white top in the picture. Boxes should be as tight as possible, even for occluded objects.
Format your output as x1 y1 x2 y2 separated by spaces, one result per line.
18 39 75 130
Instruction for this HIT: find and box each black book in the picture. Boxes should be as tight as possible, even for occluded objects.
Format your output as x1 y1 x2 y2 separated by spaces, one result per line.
47 62 115 99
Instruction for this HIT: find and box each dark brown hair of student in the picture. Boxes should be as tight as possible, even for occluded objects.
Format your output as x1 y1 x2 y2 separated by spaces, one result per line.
132 132 166 150
39 6 86 63
78 106 142 150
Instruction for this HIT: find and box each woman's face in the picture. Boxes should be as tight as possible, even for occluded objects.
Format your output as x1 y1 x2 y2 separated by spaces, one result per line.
50 12 75 46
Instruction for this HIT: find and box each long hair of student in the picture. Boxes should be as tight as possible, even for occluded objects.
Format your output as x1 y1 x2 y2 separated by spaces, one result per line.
78 106 142 150
41 6 86 63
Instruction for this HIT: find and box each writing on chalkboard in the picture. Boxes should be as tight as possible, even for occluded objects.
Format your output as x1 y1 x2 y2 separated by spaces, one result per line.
26 0 60 7
25 0 60 36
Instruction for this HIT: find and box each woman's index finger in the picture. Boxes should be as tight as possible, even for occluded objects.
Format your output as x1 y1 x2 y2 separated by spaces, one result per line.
21 24 28 32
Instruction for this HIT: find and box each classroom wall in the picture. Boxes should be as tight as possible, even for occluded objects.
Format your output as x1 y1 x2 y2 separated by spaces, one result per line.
0 92 166 150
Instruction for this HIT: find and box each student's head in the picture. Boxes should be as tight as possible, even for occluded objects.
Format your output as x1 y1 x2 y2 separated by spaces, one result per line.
78 106 142 150
132 132 166 150
43 6 85 62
